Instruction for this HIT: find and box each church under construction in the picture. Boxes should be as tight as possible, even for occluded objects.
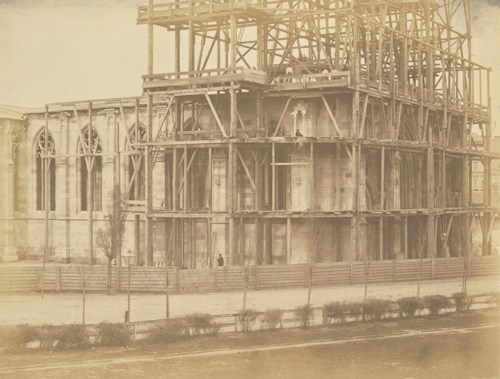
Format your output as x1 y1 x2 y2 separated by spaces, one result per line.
1 0 499 277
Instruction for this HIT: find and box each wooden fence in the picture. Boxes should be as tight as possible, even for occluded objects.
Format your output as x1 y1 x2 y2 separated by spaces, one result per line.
0 256 499 294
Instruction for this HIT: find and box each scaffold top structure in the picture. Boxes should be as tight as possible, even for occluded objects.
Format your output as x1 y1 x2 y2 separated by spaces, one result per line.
137 0 488 130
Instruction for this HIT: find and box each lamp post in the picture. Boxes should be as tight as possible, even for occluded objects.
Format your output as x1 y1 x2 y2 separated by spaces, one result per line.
122 250 136 322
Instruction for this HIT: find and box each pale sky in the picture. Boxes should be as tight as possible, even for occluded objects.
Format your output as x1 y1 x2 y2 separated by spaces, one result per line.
1 0 499 133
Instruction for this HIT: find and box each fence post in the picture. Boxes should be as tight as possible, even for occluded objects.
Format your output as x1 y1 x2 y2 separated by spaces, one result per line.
175 267 180 294
304 263 309 288
38 267 43 291
392 260 396 283
255 265 260 291
56 266 61 292
431 258 435 280
112 266 119 292
350 262 353 285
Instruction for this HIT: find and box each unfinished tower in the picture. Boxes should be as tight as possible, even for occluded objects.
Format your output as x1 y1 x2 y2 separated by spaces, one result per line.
123 0 493 267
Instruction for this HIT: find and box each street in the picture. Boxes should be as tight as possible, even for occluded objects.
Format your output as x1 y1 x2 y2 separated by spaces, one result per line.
0 309 498 378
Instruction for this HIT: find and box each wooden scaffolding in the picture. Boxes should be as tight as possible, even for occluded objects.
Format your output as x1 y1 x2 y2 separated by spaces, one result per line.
37 0 498 267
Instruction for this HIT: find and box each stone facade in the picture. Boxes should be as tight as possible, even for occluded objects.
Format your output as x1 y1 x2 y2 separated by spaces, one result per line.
0 103 172 264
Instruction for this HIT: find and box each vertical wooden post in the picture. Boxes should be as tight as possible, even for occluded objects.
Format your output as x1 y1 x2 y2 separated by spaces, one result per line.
230 15 238 137
134 216 140 264
238 216 245 265
380 146 385 209
441 151 446 208
175 267 180 293
431 258 435 280
230 14 237 68
404 216 408 259
188 19 195 74
207 218 212 268
230 86 237 137
114 105 121 272
88 102 94 265
271 142 276 210
133 98 141 264
417 41 424 141
175 1 180 75
310 143 314 209
400 6 408 97
173 147 178 211
164 157 169 265
56 266 61 292
351 145 359 262
287 217 292 264
349 261 353 285
427 119 435 258
335 143 340 210
484 86 492 255
190 218 195 268
379 217 384 261
145 94 153 266
41 104 49 298
351 13 361 263
254 152 261 211
183 146 188 212
228 143 235 265
147 0 154 75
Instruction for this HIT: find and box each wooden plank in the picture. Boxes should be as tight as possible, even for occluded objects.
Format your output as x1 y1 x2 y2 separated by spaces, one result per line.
272 97 292 137
321 95 343 137
204 93 228 137
236 149 256 192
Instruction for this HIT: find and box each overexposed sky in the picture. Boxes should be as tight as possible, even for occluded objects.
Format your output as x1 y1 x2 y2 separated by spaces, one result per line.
0 0 499 132
0 0 147 106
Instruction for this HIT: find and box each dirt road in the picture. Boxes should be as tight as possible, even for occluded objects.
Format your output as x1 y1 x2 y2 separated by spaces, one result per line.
0 309 499 378
0 276 498 326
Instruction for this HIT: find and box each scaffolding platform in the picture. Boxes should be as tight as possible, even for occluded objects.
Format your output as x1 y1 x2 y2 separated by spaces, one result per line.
143 67 267 93
272 71 351 92
137 0 272 27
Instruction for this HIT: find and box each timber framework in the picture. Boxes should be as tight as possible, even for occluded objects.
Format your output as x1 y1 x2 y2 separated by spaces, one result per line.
5 0 499 268
130 0 497 267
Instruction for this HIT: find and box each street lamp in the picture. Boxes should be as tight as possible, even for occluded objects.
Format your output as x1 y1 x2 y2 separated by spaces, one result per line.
122 250 136 322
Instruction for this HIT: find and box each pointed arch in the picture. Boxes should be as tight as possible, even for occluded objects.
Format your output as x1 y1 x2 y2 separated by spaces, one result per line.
34 129 56 211
78 126 103 211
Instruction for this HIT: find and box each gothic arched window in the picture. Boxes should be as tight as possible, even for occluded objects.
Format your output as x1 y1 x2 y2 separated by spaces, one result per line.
79 127 103 211
127 123 146 200
35 130 56 211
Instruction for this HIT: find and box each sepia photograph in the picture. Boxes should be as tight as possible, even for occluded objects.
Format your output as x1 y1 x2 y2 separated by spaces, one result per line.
0 0 499 377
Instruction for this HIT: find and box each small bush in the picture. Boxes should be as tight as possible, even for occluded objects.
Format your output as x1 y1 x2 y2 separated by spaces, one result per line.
397 297 423 318
144 319 186 344
97 322 132 347
0 324 40 352
424 295 451 317
237 310 258 332
362 299 392 321
38 325 59 350
323 302 347 325
185 313 214 336
261 309 283 330
294 305 314 329
452 292 472 312
345 302 364 322
56 325 88 350
386 301 400 315
207 321 221 336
